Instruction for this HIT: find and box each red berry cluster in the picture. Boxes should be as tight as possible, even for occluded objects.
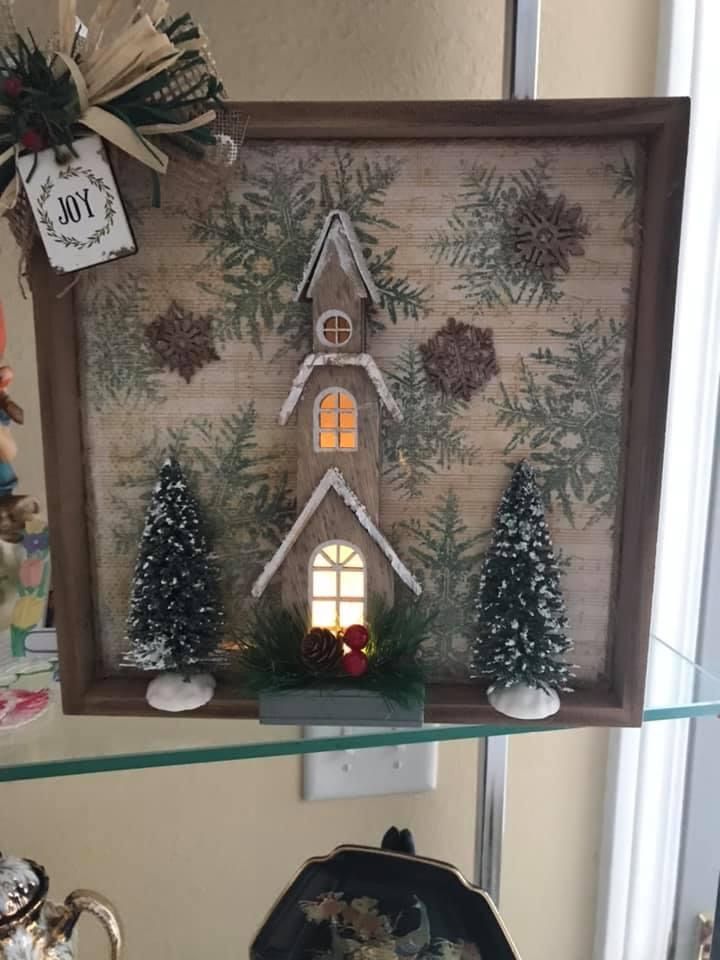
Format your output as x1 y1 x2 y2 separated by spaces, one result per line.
2 75 46 154
340 624 370 677
20 130 44 153
3 75 22 98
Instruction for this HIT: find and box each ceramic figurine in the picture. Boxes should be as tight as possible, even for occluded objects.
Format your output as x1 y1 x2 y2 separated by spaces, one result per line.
0 304 39 544
0 853 121 959
0 538 20 629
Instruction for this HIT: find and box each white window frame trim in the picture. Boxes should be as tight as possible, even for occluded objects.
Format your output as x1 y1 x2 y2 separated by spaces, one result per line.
316 308 353 349
309 539 366 630
313 386 359 453
594 2 720 957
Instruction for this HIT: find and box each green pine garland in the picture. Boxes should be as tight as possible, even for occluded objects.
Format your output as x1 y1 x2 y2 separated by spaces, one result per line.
235 597 433 708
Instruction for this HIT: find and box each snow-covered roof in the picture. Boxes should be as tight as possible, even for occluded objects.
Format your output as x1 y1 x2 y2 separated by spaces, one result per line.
278 352 403 425
295 210 381 305
251 467 422 599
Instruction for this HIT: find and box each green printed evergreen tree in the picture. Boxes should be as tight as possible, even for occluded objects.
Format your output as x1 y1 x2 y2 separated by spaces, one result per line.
402 490 485 672
472 461 572 693
493 313 624 524
84 277 162 410
124 458 224 674
382 344 475 498
190 403 295 565
603 154 640 242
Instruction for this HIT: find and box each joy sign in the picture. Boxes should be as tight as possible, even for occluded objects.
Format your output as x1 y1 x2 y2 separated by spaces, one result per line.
57 188 96 225
17 134 136 274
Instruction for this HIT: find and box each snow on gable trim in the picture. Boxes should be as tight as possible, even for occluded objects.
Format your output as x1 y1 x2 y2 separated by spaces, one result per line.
251 467 422 599
278 353 402 425
295 210 381 305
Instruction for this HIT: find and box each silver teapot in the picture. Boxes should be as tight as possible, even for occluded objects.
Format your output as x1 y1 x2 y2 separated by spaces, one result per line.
0 853 121 960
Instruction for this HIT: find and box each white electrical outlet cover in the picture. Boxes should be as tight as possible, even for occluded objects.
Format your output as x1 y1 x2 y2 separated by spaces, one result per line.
303 726 438 801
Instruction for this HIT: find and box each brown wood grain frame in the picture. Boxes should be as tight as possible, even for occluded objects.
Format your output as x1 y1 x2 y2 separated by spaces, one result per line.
30 98 689 725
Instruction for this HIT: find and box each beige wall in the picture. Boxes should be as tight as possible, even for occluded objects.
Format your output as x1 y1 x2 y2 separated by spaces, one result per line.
22 0 506 102
501 729 610 960
0 3 658 960
539 0 660 98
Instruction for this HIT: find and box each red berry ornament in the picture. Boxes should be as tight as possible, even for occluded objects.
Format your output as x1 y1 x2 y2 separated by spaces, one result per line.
20 130 44 153
3 76 22 98
342 649 368 677
343 623 369 650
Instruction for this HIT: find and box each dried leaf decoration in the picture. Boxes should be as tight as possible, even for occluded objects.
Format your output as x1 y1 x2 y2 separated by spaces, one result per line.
509 191 588 280
145 301 219 383
419 317 498 402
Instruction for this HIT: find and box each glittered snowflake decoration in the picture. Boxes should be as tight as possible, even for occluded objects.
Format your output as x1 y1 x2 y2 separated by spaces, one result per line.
145 302 220 383
419 317 499 402
509 191 588 281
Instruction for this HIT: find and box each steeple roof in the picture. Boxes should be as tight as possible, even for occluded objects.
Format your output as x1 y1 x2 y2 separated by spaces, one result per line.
296 209 381 305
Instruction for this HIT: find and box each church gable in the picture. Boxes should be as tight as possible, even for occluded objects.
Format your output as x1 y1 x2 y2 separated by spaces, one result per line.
251 468 421 603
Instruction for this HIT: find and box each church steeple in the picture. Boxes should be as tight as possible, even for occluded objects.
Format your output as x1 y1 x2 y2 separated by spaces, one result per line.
251 210 419 625
296 209 380 355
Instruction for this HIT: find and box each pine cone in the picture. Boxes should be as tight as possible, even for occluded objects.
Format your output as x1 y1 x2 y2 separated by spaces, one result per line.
301 628 342 672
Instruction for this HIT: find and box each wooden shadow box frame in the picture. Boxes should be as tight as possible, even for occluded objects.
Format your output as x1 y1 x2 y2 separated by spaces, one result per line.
29 98 689 726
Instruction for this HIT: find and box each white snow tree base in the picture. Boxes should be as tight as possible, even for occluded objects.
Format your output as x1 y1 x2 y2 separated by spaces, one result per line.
487 683 561 720
146 673 216 713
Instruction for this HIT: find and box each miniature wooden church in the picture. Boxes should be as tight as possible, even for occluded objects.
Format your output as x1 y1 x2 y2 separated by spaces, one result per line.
251 210 421 629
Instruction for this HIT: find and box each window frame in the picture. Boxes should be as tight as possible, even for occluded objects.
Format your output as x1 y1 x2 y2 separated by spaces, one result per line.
314 386 359 452
595 5 720 958
316 308 353 348
309 540 366 630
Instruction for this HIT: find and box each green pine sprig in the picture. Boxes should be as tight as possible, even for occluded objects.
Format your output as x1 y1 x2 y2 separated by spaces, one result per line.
0 31 80 190
234 596 433 708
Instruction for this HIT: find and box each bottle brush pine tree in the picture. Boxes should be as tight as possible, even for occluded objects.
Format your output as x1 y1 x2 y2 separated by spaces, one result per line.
471 460 573 699
124 457 224 678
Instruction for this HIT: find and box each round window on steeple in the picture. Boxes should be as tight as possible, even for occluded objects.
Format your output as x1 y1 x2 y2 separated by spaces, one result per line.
318 309 352 347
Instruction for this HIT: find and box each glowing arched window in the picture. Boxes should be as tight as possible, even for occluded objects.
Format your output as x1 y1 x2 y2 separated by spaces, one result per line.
315 388 358 451
311 542 365 629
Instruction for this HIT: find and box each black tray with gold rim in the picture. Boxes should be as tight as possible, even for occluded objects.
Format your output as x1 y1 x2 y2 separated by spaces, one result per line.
251 841 520 960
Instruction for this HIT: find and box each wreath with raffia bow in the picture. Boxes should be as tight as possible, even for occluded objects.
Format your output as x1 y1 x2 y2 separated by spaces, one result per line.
0 0 223 211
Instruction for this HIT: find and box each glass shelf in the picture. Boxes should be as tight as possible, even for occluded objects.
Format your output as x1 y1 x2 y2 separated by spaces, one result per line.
0 634 718 783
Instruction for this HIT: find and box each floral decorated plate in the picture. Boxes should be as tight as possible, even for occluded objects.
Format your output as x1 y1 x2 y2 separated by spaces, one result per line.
251 844 521 960
0 688 49 731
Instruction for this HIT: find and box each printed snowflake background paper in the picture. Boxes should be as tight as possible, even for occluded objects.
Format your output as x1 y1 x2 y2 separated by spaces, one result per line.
76 134 642 684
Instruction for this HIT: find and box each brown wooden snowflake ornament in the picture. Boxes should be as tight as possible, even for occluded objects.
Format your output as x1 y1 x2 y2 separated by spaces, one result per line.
145 302 220 383
420 317 499 402
509 191 588 280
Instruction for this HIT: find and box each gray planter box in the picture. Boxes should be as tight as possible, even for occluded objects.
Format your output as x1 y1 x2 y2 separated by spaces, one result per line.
259 688 424 727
